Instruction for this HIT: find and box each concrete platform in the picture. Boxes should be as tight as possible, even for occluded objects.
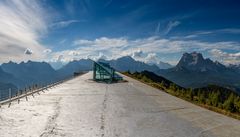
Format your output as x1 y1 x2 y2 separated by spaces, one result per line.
0 72 240 137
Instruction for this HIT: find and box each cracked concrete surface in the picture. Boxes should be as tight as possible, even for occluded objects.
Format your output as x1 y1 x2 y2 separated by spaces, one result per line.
0 72 240 137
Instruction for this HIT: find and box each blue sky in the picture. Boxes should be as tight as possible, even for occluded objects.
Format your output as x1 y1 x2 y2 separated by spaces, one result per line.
0 0 240 65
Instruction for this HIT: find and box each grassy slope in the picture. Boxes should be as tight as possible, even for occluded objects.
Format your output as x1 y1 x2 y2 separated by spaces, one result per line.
122 71 240 120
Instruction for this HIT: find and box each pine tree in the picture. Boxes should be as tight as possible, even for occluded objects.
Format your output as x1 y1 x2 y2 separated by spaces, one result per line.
223 93 236 112
211 91 220 107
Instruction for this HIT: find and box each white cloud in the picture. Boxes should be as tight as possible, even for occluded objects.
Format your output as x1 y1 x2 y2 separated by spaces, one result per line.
131 50 144 58
164 21 181 35
68 51 81 56
73 39 92 45
181 28 240 39
51 20 84 29
95 52 107 60
0 0 49 63
210 49 240 64
57 55 64 62
125 37 240 55
145 53 159 64
219 28 240 34
43 49 52 54
50 36 240 65
74 37 128 48
129 51 161 65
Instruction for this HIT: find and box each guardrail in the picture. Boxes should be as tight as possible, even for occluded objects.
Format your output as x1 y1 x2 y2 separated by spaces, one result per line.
0 76 75 107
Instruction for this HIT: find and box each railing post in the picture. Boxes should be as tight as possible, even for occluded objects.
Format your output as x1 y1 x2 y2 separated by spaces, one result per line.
17 87 19 96
0 90 1 108
32 84 34 98
0 89 1 103
17 87 20 104
25 86 28 101
9 88 11 101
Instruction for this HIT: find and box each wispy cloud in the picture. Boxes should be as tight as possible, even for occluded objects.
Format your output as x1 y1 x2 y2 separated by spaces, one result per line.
164 21 181 35
217 28 240 34
210 49 240 64
181 28 240 39
104 0 113 8
0 0 49 62
74 37 128 49
50 20 85 29
59 39 67 44
155 22 161 35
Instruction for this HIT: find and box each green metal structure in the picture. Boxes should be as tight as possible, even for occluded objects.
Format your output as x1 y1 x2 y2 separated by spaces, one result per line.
93 61 123 83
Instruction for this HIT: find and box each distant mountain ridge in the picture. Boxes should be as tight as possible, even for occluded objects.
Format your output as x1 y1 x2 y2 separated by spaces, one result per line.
0 66 19 90
1 61 60 88
157 52 240 93
57 59 93 77
57 56 160 77
0 53 240 95
99 56 160 73
56 54 240 94
176 52 226 72
156 61 173 69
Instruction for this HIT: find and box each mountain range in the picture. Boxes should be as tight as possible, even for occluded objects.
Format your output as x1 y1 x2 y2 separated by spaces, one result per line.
98 56 160 73
57 59 93 77
0 52 240 95
157 52 240 92
57 53 240 93
1 61 60 88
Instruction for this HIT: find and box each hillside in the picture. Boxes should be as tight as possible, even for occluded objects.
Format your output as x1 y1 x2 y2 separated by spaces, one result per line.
125 70 184 89
125 70 240 119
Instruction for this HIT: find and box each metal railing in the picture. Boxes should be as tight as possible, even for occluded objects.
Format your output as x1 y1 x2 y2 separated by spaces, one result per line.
0 75 74 106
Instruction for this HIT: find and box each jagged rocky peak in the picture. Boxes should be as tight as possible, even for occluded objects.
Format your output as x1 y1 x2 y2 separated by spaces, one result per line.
117 56 135 62
7 61 16 64
177 52 204 67
176 52 226 72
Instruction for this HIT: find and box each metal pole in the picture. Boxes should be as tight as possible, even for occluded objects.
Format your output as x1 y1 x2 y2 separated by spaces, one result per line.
17 87 19 96
0 89 1 102
8 88 11 108
0 90 1 108
9 88 11 101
